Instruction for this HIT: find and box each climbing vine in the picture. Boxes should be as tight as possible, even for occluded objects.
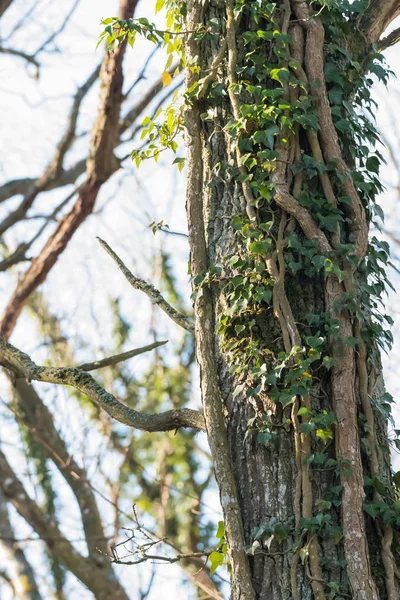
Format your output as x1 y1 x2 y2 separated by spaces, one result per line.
100 1 400 598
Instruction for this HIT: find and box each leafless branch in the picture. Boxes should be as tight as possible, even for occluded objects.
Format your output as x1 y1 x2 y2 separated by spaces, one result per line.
98 238 194 334
0 450 130 600
78 340 168 371
0 67 178 206
0 62 100 235
33 0 80 56
377 25 400 50
0 338 205 431
0 0 15 18
0 46 40 77
12 378 113 560
0 487 42 600
0 188 78 272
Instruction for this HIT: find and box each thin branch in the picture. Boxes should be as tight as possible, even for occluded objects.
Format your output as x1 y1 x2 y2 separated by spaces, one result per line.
33 0 80 56
0 1 140 339
0 188 78 272
12 378 113 561
0 338 205 431
122 45 160 99
78 340 168 371
97 238 194 334
0 46 39 77
0 62 100 235
0 450 130 600
0 66 176 206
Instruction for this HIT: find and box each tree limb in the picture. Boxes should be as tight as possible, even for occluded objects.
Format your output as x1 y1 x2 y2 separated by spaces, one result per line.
0 0 14 18
0 63 100 234
377 25 400 50
0 46 39 76
98 238 194 334
13 379 113 562
359 0 400 43
0 0 140 339
0 67 178 206
0 488 42 600
0 338 205 431
0 450 130 600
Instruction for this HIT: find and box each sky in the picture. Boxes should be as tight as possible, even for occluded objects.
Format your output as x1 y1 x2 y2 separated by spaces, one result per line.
0 1 400 598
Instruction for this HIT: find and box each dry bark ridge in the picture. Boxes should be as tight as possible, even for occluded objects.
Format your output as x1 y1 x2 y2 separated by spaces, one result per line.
185 2 255 599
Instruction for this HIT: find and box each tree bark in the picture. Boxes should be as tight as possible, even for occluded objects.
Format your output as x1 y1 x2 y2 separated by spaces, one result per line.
185 1 400 598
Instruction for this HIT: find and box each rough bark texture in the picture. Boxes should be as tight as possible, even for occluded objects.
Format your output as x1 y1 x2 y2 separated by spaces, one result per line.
185 1 400 598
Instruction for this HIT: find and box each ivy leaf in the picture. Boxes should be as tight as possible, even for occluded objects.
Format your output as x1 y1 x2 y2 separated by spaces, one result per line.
297 406 310 417
366 156 380 175
300 422 315 433
209 551 224 574
162 71 172 87
249 239 272 254
172 157 185 172
253 125 279 150
270 68 290 84
216 520 225 540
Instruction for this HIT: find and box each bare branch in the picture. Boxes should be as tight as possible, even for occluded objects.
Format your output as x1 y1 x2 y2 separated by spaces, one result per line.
33 0 80 56
0 67 178 206
98 238 195 334
359 0 400 43
0 63 100 235
0 338 205 431
13 379 112 560
0 450 130 600
0 1 140 339
377 25 400 50
0 46 39 77
0 188 78 272
0 0 15 18
0 488 43 600
78 340 168 371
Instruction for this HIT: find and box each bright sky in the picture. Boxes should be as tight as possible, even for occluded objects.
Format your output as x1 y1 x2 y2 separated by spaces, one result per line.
0 1 400 598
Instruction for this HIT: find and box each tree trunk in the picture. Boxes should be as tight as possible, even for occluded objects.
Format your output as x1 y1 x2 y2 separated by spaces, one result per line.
185 1 400 598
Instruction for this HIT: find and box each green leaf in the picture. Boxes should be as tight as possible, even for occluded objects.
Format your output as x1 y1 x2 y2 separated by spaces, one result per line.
253 125 279 150
216 520 225 540
300 422 315 433
270 68 290 84
209 551 224 574
172 157 185 172
155 0 165 13
249 239 272 254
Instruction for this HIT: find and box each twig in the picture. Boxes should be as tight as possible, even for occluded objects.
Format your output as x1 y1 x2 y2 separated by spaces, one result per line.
78 340 168 371
97 237 194 334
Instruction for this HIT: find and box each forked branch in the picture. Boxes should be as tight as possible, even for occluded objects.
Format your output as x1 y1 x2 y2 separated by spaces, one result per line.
0 338 205 431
